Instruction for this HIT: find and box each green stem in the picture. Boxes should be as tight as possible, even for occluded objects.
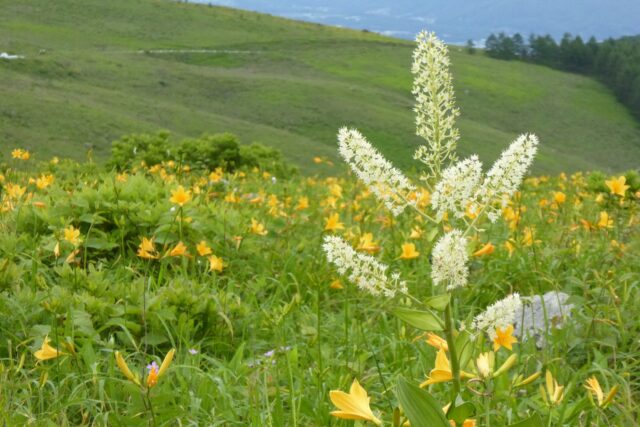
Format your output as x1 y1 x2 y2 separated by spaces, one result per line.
444 302 461 399
484 382 492 427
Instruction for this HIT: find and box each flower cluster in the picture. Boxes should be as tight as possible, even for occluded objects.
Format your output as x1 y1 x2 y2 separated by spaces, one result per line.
412 31 460 175
477 134 539 222
473 293 522 339
323 235 406 297
430 229 469 290
431 155 483 219
337 127 416 216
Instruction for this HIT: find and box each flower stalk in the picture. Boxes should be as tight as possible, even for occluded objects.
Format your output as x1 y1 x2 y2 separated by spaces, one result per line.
444 301 461 400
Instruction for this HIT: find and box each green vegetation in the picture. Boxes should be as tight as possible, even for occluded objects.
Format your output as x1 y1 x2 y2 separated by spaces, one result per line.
1 0 639 174
0 152 638 425
486 32 640 121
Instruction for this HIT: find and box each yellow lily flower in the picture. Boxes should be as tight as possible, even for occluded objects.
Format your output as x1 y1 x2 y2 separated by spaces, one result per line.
250 218 268 236
208 255 224 272
513 371 542 388
170 185 191 206
605 176 629 197
597 211 613 229
357 233 380 254
493 325 518 351
425 333 448 351
115 351 141 386
34 336 67 361
64 225 82 246
476 352 494 378
196 240 212 257
295 196 310 211
584 376 618 408
420 348 474 387
147 348 176 389
399 243 420 260
330 279 344 289
166 241 188 257
137 237 159 259
409 226 423 239
541 371 565 406
329 379 382 425
324 213 344 232
473 242 495 257
11 148 30 160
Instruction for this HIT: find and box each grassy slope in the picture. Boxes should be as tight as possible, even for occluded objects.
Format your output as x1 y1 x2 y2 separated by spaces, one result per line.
1 0 639 174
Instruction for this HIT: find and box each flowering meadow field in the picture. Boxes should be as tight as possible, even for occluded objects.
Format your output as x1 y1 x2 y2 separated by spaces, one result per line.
1 33 640 426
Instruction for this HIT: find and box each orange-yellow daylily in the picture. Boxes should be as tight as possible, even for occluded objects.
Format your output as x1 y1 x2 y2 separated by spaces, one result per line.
63 225 82 246
196 240 212 257
522 227 540 246
409 226 423 239
36 174 54 190
250 218 268 236
147 349 175 389
11 148 30 160
209 168 223 183
553 191 566 204
421 348 473 387
330 279 344 289
329 379 382 425
295 196 310 211
597 211 613 229
324 213 344 232
6 183 26 200
115 351 141 386
513 371 542 388
493 325 518 351
476 352 494 378
605 176 629 197
399 243 420 260
170 185 191 206
473 242 495 257
208 255 224 272
357 233 380 254
584 376 618 408
166 241 188 257
425 333 448 351
34 336 67 361
137 237 159 259
541 371 565 406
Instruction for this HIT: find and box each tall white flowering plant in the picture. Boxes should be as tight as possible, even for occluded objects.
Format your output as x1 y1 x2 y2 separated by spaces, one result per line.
324 32 542 426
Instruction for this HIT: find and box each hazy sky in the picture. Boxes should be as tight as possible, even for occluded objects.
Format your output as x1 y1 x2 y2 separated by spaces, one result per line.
192 0 640 44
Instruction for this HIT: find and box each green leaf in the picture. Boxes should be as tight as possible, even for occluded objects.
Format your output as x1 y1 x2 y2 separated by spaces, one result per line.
396 376 448 427
84 236 118 250
563 397 590 423
509 413 544 427
392 307 443 331
426 227 439 242
446 401 476 424
424 294 450 311
455 330 473 371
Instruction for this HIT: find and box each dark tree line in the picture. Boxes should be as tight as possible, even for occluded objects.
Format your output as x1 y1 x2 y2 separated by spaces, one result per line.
485 32 640 120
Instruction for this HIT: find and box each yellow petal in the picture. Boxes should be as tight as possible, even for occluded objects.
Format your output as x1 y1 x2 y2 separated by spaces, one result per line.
157 348 175 379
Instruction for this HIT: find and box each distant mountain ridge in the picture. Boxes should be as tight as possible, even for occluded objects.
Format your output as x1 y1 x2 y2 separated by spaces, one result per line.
195 0 640 43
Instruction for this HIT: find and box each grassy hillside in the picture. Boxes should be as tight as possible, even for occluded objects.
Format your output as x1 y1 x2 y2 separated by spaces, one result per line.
1 0 639 173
